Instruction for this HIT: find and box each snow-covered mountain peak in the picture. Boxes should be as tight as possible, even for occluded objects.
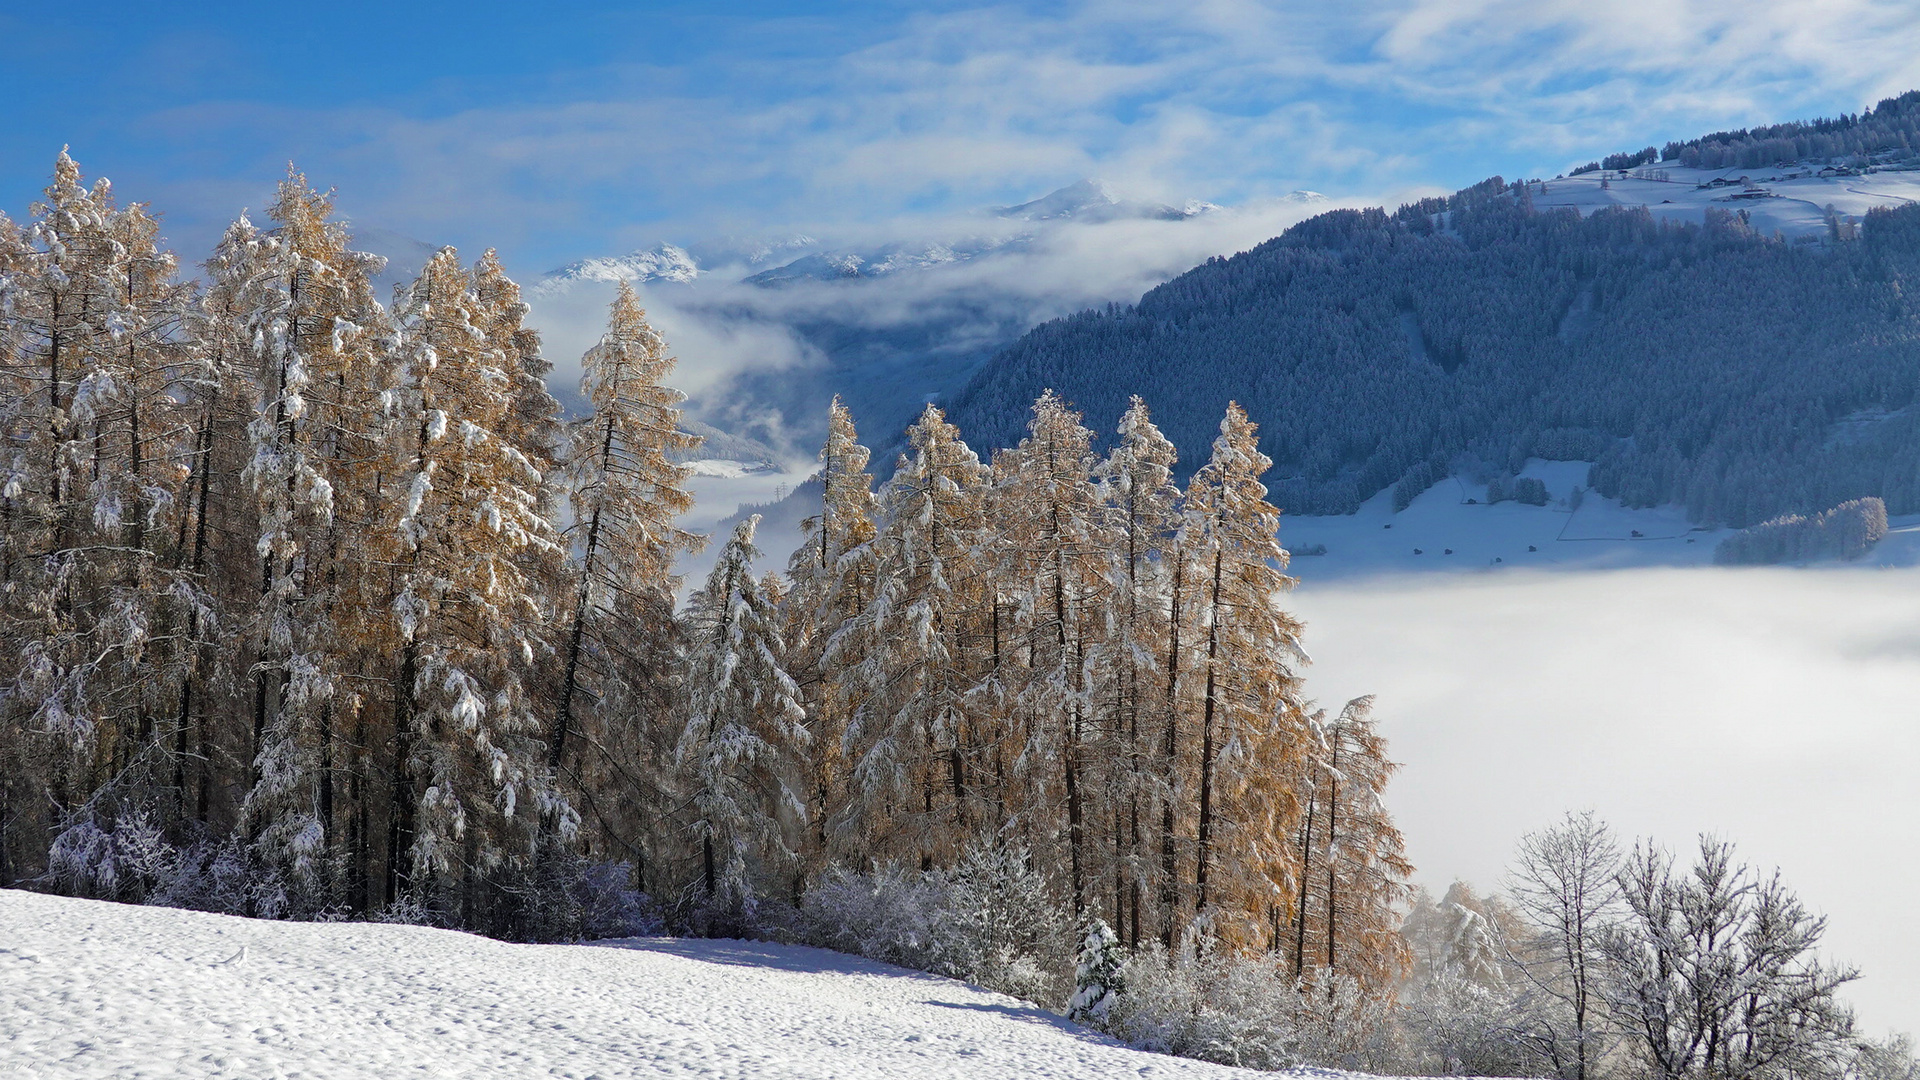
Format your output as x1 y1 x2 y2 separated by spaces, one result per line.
994 178 1210 223
534 243 702 295
687 234 821 269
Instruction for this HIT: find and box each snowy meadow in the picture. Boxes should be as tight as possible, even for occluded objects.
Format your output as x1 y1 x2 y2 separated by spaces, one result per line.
1294 564 1920 1035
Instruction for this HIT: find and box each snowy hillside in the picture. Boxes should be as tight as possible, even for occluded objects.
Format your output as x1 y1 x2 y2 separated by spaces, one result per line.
1280 460 1920 581
1528 162 1920 239
682 456 1920 592
3 890 1400 1080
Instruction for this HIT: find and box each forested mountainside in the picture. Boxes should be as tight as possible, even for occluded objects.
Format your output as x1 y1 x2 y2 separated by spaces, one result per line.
1660 89 1920 171
947 170 1920 528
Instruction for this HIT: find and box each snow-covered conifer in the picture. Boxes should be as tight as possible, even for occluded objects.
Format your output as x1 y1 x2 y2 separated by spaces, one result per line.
1287 696 1412 995
4 152 197 881
382 247 570 909
553 282 699 879
994 391 1110 914
836 404 988 868
784 396 877 872
1094 396 1183 946
1069 918 1126 1027
680 515 808 902
223 172 393 905
1181 402 1308 947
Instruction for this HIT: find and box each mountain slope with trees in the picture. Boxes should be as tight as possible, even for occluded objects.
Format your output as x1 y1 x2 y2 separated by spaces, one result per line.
947 97 1920 527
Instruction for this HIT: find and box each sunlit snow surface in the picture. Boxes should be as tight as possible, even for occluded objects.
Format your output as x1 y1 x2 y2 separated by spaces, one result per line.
1281 460 1920 580
1526 164 1920 239
1 890 1423 1080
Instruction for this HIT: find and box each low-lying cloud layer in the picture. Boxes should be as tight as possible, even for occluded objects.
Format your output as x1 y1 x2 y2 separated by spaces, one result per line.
1292 565 1920 1036
525 191 1365 453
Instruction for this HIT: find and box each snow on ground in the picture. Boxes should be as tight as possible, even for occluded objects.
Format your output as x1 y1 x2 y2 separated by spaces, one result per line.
1280 459 1920 581
1525 162 1920 238
1 889 1409 1080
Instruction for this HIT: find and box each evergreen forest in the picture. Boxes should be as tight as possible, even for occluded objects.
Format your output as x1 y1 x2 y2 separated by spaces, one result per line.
949 172 1920 527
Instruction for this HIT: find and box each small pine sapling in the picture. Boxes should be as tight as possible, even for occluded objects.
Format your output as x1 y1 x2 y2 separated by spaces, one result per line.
1069 917 1127 1027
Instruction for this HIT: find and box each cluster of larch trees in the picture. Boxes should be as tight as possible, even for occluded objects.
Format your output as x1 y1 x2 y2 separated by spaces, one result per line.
0 156 693 930
0 155 1411 994
768 390 1413 986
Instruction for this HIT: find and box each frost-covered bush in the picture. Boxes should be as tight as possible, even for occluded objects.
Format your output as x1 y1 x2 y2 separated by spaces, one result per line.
802 862 956 972
1102 942 1405 1074
152 833 281 917
942 841 1070 1003
46 811 171 902
1397 974 1539 1076
1105 941 1308 1070
43 810 321 919
372 891 441 927
492 850 659 942
797 841 1069 1005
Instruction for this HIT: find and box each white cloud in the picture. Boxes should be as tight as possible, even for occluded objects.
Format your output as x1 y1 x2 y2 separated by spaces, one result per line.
104 1 1920 276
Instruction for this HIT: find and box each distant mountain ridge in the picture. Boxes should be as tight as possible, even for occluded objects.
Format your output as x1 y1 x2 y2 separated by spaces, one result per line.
992 178 1215 223
528 180 1304 462
533 179 1244 294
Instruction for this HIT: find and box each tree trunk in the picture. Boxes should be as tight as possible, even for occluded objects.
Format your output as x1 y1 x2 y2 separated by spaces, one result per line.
1160 555 1184 948
386 642 419 904
1294 789 1317 977
1195 549 1223 922
552 416 615 768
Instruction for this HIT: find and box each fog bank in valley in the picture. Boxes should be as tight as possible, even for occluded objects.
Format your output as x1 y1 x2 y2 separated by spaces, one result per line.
1293 565 1920 1034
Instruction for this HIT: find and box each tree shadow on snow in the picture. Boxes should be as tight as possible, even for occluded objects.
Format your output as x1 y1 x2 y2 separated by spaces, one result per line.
588 937 955 982
922 999 1088 1035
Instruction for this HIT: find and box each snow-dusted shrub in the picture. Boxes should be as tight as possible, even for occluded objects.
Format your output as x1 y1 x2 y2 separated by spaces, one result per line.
801 862 954 972
942 841 1070 1003
48 809 178 903
492 850 658 942
1397 974 1538 1077
797 842 1070 1005
43 810 317 920
151 833 277 917
372 891 440 927
46 817 133 900
1104 944 1409 1074
1292 971 1407 1074
675 877 765 941
1105 941 1307 1070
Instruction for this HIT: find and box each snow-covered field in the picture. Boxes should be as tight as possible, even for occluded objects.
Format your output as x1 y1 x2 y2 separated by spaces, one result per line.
1528 162 1920 238
1282 459 1920 580
1 889 1396 1079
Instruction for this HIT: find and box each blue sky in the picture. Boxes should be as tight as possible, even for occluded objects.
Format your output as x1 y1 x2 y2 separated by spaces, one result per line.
5 1 1919 274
